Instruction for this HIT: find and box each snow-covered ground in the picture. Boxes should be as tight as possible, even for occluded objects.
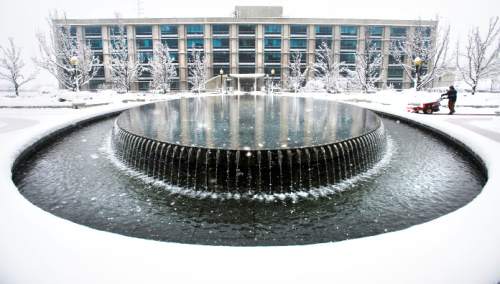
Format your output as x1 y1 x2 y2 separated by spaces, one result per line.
0 90 499 284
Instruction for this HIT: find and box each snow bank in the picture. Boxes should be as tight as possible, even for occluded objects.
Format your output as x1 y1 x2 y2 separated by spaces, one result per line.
0 92 499 284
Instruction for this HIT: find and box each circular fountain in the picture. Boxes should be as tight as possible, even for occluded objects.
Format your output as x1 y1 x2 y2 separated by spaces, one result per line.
112 95 386 194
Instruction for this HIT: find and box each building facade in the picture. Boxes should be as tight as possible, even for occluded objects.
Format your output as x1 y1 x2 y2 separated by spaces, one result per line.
55 6 437 91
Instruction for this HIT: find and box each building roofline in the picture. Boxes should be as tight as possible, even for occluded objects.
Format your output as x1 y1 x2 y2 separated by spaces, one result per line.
54 17 437 27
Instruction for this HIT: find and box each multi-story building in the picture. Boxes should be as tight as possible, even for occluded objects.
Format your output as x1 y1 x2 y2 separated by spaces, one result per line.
56 6 436 91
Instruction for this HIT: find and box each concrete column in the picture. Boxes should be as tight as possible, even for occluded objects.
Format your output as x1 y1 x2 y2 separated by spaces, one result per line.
380 26 391 87
101 26 112 88
152 25 161 50
256 24 264 74
333 25 341 64
404 26 415 89
307 24 316 80
281 24 290 87
204 24 213 77
358 26 366 55
230 24 238 74
178 24 188 90
74 26 87 90
126 25 138 91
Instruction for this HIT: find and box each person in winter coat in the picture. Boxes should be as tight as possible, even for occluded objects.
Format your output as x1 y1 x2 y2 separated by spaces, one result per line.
441 86 457 115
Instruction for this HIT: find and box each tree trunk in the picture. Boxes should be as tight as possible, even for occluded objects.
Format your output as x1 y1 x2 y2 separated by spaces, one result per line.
472 84 476 95
14 83 19 96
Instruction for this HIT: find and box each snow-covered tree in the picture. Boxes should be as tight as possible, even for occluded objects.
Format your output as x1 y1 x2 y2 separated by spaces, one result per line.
109 23 143 92
34 13 99 91
390 22 450 90
188 48 208 93
312 41 344 93
288 51 307 92
151 42 177 93
0 38 37 96
456 16 500 95
354 37 383 93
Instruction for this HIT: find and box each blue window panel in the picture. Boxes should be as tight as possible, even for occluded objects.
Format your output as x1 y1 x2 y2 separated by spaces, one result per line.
136 39 153 49
290 38 307 49
315 39 333 49
264 38 281 49
136 25 152 36
389 54 404 64
417 27 432 37
92 66 105 78
110 39 127 49
186 24 204 35
239 66 255 74
239 25 256 35
212 24 229 35
161 38 178 49
340 52 356 64
340 39 357 50
138 81 151 90
264 52 281 63
369 40 382 50
110 26 127 36
188 51 205 62
265 24 282 35
213 65 230 75
290 25 307 35
160 25 177 35
388 66 404 78
315 25 332 36
239 52 255 63
85 26 101 36
169 52 178 63
187 38 204 49
290 52 307 63
369 26 384 37
213 38 229 49
86 39 102 50
239 38 255 49
69 26 77 37
138 51 153 64
390 27 407 37
93 52 104 63
341 26 358 36
213 51 230 63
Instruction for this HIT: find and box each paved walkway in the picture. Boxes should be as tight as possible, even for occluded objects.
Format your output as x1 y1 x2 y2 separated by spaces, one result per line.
444 115 500 143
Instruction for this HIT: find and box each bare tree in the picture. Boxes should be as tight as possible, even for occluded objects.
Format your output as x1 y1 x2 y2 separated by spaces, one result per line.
34 13 99 91
354 34 383 93
312 41 344 93
288 51 307 92
0 38 37 96
151 42 177 93
109 22 143 92
390 22 451 90
188 48 208 93
456 16 500 95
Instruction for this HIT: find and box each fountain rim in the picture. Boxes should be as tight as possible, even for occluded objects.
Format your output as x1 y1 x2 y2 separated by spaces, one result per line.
114 97 383 151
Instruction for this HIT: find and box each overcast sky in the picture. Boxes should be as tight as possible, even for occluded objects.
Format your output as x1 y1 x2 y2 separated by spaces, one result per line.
0 0 498 88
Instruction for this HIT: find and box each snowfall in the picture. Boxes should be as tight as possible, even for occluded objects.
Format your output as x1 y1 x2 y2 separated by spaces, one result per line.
0 89 499 284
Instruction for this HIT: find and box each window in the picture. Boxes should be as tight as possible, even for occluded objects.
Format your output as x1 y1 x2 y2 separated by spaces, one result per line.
239 51 255 63
315 25 332 36
138 51 153 64
290 52 307 63
340 52 356 64
341 26 358 36
265 66 281 77
368 40 382 50
264 38 281 49
93 53 104 63
110 39 127 49
213 38 229 49
138 81 151 90
86 39 102 50
169 52 178 63
161 39 178 49
136 39 153 49
212 24 229 35
340 39 357 50
369 26 384 37
161 25 178 35
213 65 230 75
69 26 77 37
417 27 432 37
290 38 307 49
264 52 281 63
110 26 126 36
290 25 307 35
239 25 255 35
239 66 255 74
213 51 230 63
389 54 403 64
265 24 281 35
239 38 255 49
84 26 101 36
186 24 204 35
390 27 407 37
187 38 204 49
89 80 104 90
188 51 205 62
315 39 332 49
92 66 105 78
388 66 404 78
135 25 152 36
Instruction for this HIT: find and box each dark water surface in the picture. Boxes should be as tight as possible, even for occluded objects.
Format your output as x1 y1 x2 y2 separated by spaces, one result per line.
14 115 486 246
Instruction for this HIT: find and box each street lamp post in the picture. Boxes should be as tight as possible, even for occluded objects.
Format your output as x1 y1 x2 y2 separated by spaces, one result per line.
219 68 224 94
270 68 275 94
70 56 80 92
414 57 423 91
